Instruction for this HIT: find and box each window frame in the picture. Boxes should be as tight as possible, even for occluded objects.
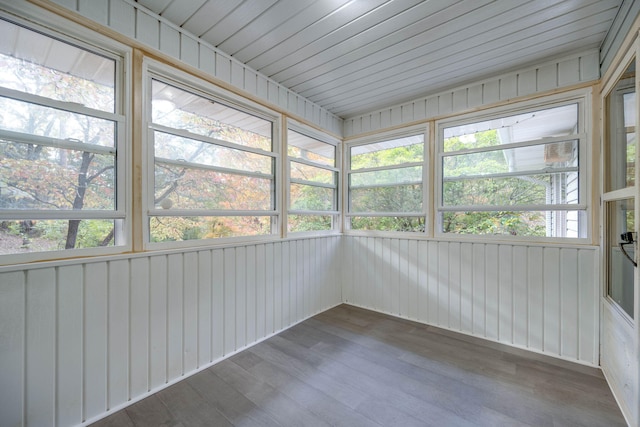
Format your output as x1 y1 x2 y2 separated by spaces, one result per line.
142 59 282 250
435 89 592 244
0 13 131 266
286 119 341 236
344 124 429 237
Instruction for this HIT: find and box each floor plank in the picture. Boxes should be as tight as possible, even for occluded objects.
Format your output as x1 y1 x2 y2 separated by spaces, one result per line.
91 305 626 427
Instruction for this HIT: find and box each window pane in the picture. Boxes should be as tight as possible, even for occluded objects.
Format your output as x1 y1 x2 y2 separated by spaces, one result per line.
1 142 115 210
350 216 425 232
0 96 116 147
443 140 578 178
290 184 334 211
350 166 422 187
288 130 335 166
443 172 579 207
290 161 334 184
0 219 115 254
351 184 422 213
288 214 332 232
152 80 271 151
150 216 271 241
351 135 423 169
154 164 272 210
443 104 578 151
607 198 634 318
606 61 635 191
154 131 272 173
442 210 585 237
0 20 116 112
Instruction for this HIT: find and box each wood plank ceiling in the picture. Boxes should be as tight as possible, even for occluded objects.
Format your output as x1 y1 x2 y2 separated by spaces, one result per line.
135 0 623 119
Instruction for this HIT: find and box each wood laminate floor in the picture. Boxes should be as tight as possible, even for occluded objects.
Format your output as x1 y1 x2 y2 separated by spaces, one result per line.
92 305 626 427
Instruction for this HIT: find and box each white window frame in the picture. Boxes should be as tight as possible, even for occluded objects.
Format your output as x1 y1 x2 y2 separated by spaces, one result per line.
0 12 131 266
344 124 429 237
286 119 341 237
142 59 282 250
435 89 592 244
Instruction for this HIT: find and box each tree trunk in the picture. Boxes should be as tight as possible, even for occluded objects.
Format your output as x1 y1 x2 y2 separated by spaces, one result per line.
65 151 93 249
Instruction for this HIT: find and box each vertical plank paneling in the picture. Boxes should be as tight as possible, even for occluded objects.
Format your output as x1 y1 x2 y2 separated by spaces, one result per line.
296 240 305 321
472 243 486 336
0 271 25 427
578 249 597 363
246 245 257 344
484 244 499 340
108 260 130 409
398 239 409 316
211 249 224 360
427 240 439 325
180 35 199 68
407 239 418 320
264 243 275 335
78 0 108 25
390 238 400 314
235 246 247 350
223 248 236 355
543 247 561 355
159 22 180 58
374 237 384 312
109 0 135 38
288 241 297 323
197 251 212 366
256 244 266 339
560 249 579 360
512 246 528 348
25 268 56 427
149 255 167 389
460 243 473 334
382 238 392 314
448 242 461 330
183 252 198 373
498 245 513 343
167 254 183 379
437 241 449 327
84 262 108 420
56 265 83 426
136 10 160 49
304 239 313 316
281 242 290 327
273 243 282 332
527 246 544 351
129 257 149 397
417 240 429 323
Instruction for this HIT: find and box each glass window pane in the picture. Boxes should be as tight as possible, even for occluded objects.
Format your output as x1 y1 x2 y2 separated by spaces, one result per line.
0 20 116 112
0 219 115 254
350 166 422 187
350 216 425 232
443 172 579 207
290 161 334 184
443 140 578 178
607 198 635 318
1 142 115 210
350 184 422 213
154 131 272 174
152 80 272 151
351 135 424 170
0 96 116 147
290 183 334 211
442 210 585 238
149 216 272 241
443 104 578 151
154 164 272 211
288 130 335 166
288 214 332 232
606 61 635 191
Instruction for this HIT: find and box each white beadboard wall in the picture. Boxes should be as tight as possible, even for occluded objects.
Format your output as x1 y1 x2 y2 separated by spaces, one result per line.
341 236 600 366
34 0 342 136
343 50 599 138
0 237 341 427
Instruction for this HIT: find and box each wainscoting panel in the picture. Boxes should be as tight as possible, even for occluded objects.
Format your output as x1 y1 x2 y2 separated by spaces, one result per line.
341 236 600 366
0 236 341 426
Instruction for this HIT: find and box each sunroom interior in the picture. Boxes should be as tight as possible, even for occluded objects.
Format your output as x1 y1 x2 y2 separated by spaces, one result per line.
1 0 640 426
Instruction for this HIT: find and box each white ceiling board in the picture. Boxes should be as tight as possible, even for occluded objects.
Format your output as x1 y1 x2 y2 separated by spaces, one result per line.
134 0 625 119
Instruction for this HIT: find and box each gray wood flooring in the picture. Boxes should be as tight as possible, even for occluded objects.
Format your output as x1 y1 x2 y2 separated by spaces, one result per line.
92 305 626 426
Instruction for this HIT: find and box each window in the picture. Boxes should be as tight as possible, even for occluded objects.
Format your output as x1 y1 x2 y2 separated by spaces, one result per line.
346 132 426 232
287 126 339 233
438 100 587 239
147 73 278 244
0 18 126 261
